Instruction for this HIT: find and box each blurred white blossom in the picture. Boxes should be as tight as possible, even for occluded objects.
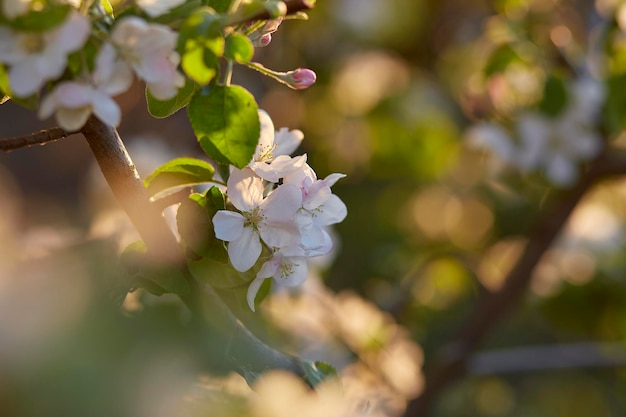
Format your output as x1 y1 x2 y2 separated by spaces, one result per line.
468 77 604 187
0 10 90 97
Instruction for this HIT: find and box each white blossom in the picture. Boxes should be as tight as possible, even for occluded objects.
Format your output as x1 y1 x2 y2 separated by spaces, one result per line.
212 168 302 272
109 16 184 100
135 0 186 17
249 110 306 182
0 10 90 97
246 247 308 311
467 77 604 187
38 43 133 130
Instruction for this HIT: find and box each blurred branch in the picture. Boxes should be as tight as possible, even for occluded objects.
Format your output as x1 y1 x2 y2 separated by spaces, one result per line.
469 343 626 375
403 147 626 417
0 127 73 152
80 116 306 378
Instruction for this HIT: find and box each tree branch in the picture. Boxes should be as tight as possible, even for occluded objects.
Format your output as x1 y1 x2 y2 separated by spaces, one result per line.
0 127 73 152
402 148 626 417
79 116 306 378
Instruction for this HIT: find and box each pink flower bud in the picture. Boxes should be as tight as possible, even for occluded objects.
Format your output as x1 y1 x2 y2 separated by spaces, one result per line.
288 68 316 90
258 33 272 47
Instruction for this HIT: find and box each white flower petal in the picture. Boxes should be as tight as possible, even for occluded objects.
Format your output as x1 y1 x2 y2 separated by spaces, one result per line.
274 127 303 156
92 90 121 127
56 106 91 132
259 220 300 248
314 194 348 226
261 184 302 222
212 210 245 241
246 276 267 312
9 62 43 97
228 168 264 212
50 11 90 54
228 227 262 272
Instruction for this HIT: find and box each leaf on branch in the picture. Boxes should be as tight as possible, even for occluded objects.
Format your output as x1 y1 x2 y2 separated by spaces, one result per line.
225 33 254 63
144 157 215 198
302 361 339 388
189 85 260 168
147 78 198 118
177 188 227 260
121 241 190 295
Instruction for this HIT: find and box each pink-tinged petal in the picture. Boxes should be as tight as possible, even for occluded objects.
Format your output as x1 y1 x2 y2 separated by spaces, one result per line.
303 180 331 210
323 173 346 187
273 128 303 156
283 161 316 186
212 210 245 241
56 107 91 131
257 254 282 280
261 184 302 222
9 62 43 97
246 276 267 312
91 90 122 127
259 220 300 248
136 53 177 83
54 82 94 107
111 17 148 45
147 76 184 101
228 168 263 211
228 227 262 272
0 28 27 63
315 194 347 226
38 93 58 119
50 11 90 54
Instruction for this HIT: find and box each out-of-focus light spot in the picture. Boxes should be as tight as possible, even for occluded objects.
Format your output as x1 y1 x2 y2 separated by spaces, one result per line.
408 187 454 240
445 197 494 249
331 120 373 175
617 3 626 30
551 25 572 48
477 238 526 291
475 378 516 416
413 258 470 309
531 249 563 297
597 0 619 18
260 89 305 128
560 248 596 285
332 51 410 116
378 338 424 397
564 203 624 250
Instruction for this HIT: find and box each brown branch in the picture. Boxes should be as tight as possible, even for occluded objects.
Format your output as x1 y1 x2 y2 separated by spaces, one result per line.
0 127 74 152
79 116 306 378
403 148 626 417
469 343 626 375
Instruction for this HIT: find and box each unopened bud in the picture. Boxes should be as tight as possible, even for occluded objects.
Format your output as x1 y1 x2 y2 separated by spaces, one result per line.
287 68 316 90
258 33 272 47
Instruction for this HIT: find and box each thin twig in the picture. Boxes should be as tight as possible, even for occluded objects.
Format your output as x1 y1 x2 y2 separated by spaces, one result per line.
402 148 626 417
0 127 73 152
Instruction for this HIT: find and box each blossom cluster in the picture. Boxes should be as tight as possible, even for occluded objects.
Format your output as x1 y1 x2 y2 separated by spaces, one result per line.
467 78 605 187
212 111 347 310
0 1 316 131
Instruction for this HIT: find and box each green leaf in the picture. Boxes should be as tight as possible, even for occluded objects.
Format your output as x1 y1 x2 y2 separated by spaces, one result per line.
121 241 190 295
176 188 228 260
189 85 260 168
182 41 220 85
604 74 626 134
302 361 339 388
484 44 521 77
537 74 569 118
147 78 197 118
206 0 232 13
100 0 115 17
225 33 254 63
7 5 72 32
179 7 223 48
188 256 254 289
144 157 215 197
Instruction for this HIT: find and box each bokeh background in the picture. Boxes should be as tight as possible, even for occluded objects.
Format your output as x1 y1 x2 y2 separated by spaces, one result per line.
2 0 626 416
